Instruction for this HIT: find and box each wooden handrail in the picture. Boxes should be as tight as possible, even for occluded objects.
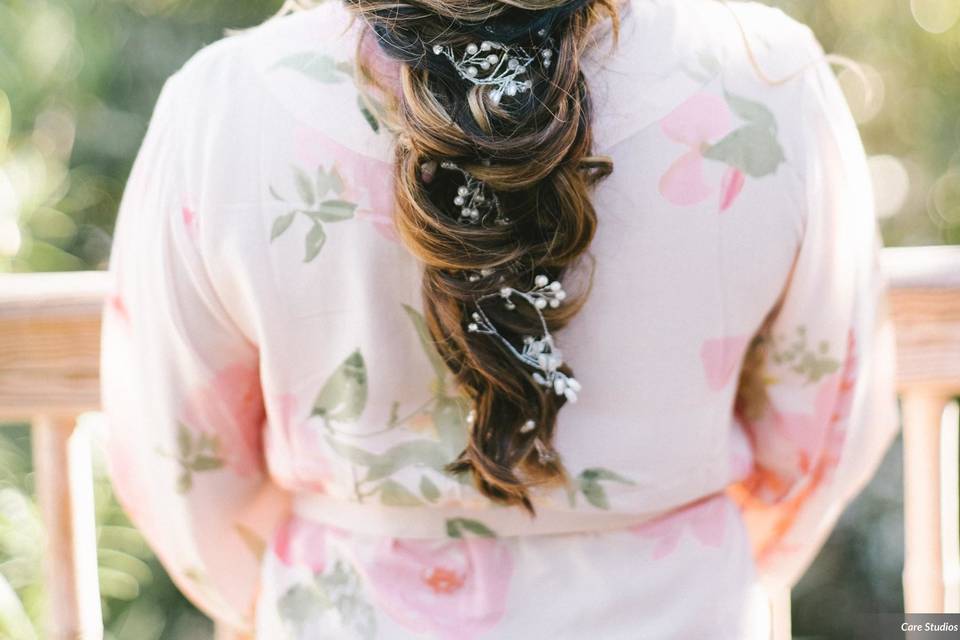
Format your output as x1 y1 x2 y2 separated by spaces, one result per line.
1 244 959 639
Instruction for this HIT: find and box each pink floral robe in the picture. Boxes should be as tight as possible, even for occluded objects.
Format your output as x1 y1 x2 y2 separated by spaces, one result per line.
98 0 901 637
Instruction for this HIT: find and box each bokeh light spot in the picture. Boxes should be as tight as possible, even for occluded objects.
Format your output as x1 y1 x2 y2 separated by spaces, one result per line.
868 155 911 219
910 0 960 34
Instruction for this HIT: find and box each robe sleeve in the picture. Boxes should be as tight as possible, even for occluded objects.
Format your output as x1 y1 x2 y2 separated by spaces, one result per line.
99 70 291 634
727 33 901 594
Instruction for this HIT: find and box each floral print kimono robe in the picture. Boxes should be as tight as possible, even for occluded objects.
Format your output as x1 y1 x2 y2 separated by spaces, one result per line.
98 0 901 637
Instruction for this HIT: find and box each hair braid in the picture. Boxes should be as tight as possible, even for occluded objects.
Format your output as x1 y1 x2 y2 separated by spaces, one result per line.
344 0 620 513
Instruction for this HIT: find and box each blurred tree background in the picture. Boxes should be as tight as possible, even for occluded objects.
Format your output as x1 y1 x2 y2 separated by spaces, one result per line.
0 0 957 638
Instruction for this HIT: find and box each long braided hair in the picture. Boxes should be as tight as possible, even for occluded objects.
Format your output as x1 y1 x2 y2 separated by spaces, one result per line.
342 0 622 513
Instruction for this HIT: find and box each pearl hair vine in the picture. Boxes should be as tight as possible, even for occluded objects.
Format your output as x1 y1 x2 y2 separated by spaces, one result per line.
430 28 553 105
467 274 581 404
438 160 508 225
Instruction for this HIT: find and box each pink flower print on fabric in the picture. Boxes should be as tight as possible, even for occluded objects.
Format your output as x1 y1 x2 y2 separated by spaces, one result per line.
658 92 744 211
362 537 514 640
180 362 265 477
629 493 729 560
104 286 130 329
700 334 751 391
771 326 857 475
272 515 335 573
181 202 199 244
726 327 858 566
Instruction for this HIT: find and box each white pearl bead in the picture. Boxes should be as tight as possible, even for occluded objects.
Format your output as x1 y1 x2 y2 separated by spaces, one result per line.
542 49 552 59
466 66 478 77
505 84 517 97
535 298 547 310
515 65 526 73
507 58 519 70
466 43 479 55
432 44 443 55
549 281 561 291
457 186 469 196
549 299 560 308
521 419 536 433
535 275 549 287
480 61 490 71
468 322 478 331
454 196 465 206
486 54 498 64
480 41 492 51
500 287 511 297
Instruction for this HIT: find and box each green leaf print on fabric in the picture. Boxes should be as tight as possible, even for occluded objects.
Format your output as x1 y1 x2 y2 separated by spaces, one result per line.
402 304 448 390
702 91 785 178
271 210 296 240
304 222 327 261
159 423 225 493
312 350 368 425
314 306 476 505
702 124 785 177
419 475 441 503
770 324 840 384
272 52 351 84
278 559 377 640
723 91 777 132
272 50 383 133
566 467 637 510
445 518 497 539
269 164 358 262
357 95 380 133
362 440 451 482
377 479 424 507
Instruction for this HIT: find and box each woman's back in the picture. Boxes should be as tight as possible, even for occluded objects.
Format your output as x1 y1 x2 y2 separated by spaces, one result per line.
99 0 900 637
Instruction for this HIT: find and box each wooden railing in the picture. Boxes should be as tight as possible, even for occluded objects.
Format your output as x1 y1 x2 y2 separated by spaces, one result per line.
1 245 959 639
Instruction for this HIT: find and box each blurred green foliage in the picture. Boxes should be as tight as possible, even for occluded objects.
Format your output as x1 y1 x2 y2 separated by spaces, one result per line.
0 0 956 638
0 0 283 273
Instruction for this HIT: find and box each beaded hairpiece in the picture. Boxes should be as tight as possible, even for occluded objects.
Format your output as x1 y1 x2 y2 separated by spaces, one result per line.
439 161 508 225
431 28 553 105
425 28 572 465
467 275 581 404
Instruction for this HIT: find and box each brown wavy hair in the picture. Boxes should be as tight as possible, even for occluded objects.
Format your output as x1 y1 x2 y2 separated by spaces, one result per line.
342 0 621 513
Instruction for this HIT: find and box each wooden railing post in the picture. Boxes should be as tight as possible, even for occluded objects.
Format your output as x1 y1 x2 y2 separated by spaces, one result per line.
32 413 103 639
901 391 952 613
769 587 791 640
941 400 960 613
